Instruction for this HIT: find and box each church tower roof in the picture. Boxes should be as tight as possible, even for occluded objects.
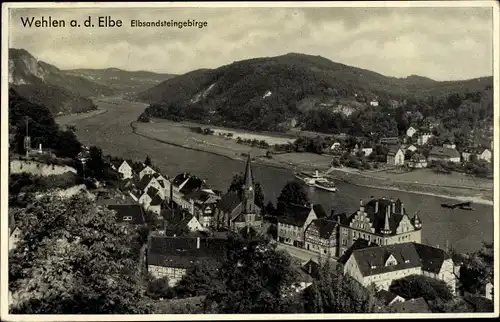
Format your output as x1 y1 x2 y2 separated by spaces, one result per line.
243 154 254 188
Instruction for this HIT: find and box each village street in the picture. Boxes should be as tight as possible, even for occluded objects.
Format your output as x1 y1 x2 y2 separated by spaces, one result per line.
277 243 338 265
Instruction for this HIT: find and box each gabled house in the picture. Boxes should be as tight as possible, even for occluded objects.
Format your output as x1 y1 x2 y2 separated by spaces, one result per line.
304 215 346 257
137 164 156 180
215 155 262 232
386 147 405 166
428 146 461 163
140 175 165 199
330 142 341 150
407 153 428 169
9 213 21 251
110 159 134 180
108 204 146 228
139 186 161 209
406 127 417 138
338 198 422 257
277 203 327 248
184 189 221 229
146 236 227 287
462 147 492 163
341 242 456 294
149 194 164 215
162 209 204 236
376 290 405 306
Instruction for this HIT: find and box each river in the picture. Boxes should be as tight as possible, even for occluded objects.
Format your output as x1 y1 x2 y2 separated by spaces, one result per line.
58 97 494 254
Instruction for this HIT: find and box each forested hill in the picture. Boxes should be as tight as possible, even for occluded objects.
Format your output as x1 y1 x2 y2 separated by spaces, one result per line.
135 53 492 132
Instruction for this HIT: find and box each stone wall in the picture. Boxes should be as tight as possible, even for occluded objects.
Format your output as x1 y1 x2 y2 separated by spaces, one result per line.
10 160 77 176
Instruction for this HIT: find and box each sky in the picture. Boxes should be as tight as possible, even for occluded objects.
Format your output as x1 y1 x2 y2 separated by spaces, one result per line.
8 5 494 81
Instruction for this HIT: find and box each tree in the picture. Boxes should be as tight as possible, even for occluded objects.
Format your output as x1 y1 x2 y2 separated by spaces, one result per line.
459 242 494 294
146 277 173 300
302 258 381 313
9 195 151 314
277 181 309 210
202 234 301 313
86 146 106 180
174 260 223 299
145 156 152 166
389 274 453 302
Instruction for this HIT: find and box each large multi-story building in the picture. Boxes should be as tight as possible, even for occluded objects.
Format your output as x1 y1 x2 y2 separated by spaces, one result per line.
340 242 456 295
278 203 327 248
338 198 422 257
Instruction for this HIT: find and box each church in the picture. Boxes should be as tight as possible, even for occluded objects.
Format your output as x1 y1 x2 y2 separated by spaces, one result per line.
215 154 262 232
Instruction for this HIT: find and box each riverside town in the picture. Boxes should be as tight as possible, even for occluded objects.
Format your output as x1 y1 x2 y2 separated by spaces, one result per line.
5 3 496 317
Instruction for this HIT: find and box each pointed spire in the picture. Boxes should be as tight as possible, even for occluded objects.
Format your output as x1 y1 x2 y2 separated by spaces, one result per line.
243 153 254 188
413 212 422 229
382 206 391 235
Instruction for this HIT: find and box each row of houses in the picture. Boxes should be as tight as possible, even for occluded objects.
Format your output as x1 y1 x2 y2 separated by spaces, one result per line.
386 142 492 168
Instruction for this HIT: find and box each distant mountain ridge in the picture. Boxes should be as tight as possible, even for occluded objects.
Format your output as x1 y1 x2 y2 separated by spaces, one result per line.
65 68 176 95
8 48 176 115
135 52 492 131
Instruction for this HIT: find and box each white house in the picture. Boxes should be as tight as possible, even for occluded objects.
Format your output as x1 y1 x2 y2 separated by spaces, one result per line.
406 127 417 138
139 187 161 209
138 164 156 180
462 147 492 163
370 100 379 107
386 147 405 166
330 142 341 150
416 133 433 146
342 242 456 295
361 147 373 157
111 160 134 180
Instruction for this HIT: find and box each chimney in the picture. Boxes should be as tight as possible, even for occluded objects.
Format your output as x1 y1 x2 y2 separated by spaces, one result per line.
375 200 379 213
196 237 200 249
310 203 314 209
386 205 390 218
401 202 404 214
190 199 195 215
390 198 395 213
38 143 42 153
359 199 364 213
309 263 312 274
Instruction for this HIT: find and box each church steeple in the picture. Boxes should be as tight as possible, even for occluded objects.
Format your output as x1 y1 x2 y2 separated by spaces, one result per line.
243 153 254 189
381 205 392 235
242 154 255 215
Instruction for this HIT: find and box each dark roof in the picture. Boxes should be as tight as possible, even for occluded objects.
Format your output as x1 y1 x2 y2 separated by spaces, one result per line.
172 173 191 187
147 236 227 269
348 242 449 277
243 154 254 188
429 147 460 158
108 204 145 225
163 208 194 228
278 204 316 227
111 159 124 169
389 297 431 313
462 147 488 154
338 238 378 265
387 146 402 156
150 194 163 206
410 153 426 162
184 189 213 204
217 192 242 213
302 259 321 280
351 243 421 277
179 176 205 195
137 174 155 191
344 198 417 236
328 212 348 225
413 243 450 274
308 218 338 239
376 290 401 306
146 186 160 199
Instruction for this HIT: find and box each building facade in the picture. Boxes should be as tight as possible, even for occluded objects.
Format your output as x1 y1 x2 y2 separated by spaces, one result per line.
278 204 326 248
387 148 405 166
338 198 422 257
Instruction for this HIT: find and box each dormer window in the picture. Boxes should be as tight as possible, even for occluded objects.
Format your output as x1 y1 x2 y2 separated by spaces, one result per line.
371 265 376 269
123 216 132 221
405 259 410 263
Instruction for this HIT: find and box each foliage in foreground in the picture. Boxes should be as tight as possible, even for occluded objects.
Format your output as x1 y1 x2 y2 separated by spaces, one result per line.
9 195 151 314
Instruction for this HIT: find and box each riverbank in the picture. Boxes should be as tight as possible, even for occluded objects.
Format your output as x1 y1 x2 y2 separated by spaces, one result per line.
55 108 108 124
131 121 493 205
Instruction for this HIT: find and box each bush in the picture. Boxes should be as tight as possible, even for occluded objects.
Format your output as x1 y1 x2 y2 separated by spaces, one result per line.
389 274 453 302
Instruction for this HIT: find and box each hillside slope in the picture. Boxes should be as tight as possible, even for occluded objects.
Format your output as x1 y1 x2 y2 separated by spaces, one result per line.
9 48 111 114
136 53 492 132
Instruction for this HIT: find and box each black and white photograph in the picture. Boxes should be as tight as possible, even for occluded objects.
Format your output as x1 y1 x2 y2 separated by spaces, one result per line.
1 1 498 318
